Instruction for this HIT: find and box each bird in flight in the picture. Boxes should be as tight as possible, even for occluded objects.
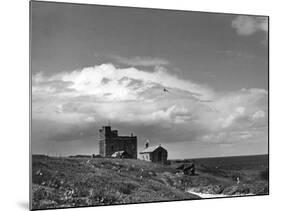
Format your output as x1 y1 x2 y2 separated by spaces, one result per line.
163 88 169 93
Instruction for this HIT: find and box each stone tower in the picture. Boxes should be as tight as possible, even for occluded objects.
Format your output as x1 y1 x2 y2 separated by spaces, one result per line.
98 126 137 159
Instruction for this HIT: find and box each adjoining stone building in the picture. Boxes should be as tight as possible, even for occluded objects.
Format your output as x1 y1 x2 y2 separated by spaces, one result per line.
139 140 168 164
98 126 137 159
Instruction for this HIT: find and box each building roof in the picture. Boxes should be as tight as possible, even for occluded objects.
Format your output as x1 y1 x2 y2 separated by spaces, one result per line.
139 145 166 154
111 151 126 157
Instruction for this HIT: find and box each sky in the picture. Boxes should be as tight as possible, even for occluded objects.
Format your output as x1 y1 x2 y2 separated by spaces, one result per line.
31 1 268 159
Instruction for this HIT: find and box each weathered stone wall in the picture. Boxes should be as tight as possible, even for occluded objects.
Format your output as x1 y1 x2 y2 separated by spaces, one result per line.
105 137 137 159
140 147 168 164
140 152 151 161
98 126 137 159
151 148 168 164
98 127 107 157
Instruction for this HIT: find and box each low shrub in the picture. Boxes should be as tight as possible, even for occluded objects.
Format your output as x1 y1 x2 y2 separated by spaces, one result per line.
260 168 269 181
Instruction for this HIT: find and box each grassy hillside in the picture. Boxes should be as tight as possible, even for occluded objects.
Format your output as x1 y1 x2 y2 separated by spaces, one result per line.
32 155 198 209
31 155 268 210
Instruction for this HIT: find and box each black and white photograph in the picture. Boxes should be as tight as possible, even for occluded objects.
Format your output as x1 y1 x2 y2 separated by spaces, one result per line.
30 1 269 210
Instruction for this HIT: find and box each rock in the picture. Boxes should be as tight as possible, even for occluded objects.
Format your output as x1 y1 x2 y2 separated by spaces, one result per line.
176 163 196 175
148 171 156 176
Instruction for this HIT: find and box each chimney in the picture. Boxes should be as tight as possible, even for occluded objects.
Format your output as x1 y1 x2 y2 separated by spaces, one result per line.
145 139 150 148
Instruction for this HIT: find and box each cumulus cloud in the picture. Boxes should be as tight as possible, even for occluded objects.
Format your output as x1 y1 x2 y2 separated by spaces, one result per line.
111 55 170 67
200 129 264 144
32 63 268 146
231 15 268 36
33 63 214 102
252 110 266 120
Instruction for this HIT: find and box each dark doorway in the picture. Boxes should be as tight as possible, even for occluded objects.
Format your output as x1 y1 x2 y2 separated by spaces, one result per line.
158 151 162 162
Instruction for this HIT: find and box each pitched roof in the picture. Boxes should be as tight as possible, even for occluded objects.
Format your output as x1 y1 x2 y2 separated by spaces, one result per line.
111 151 126 157
140 145 165 153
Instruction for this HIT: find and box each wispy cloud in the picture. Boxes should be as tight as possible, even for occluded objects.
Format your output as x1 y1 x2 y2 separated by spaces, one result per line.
231 15 268 36
110 55 170 67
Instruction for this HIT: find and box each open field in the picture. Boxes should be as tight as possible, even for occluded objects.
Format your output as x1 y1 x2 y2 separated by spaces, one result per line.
31 154 268 210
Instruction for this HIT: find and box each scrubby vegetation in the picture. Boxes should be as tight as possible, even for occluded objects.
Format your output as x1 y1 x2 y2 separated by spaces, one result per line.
32 154 268 210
